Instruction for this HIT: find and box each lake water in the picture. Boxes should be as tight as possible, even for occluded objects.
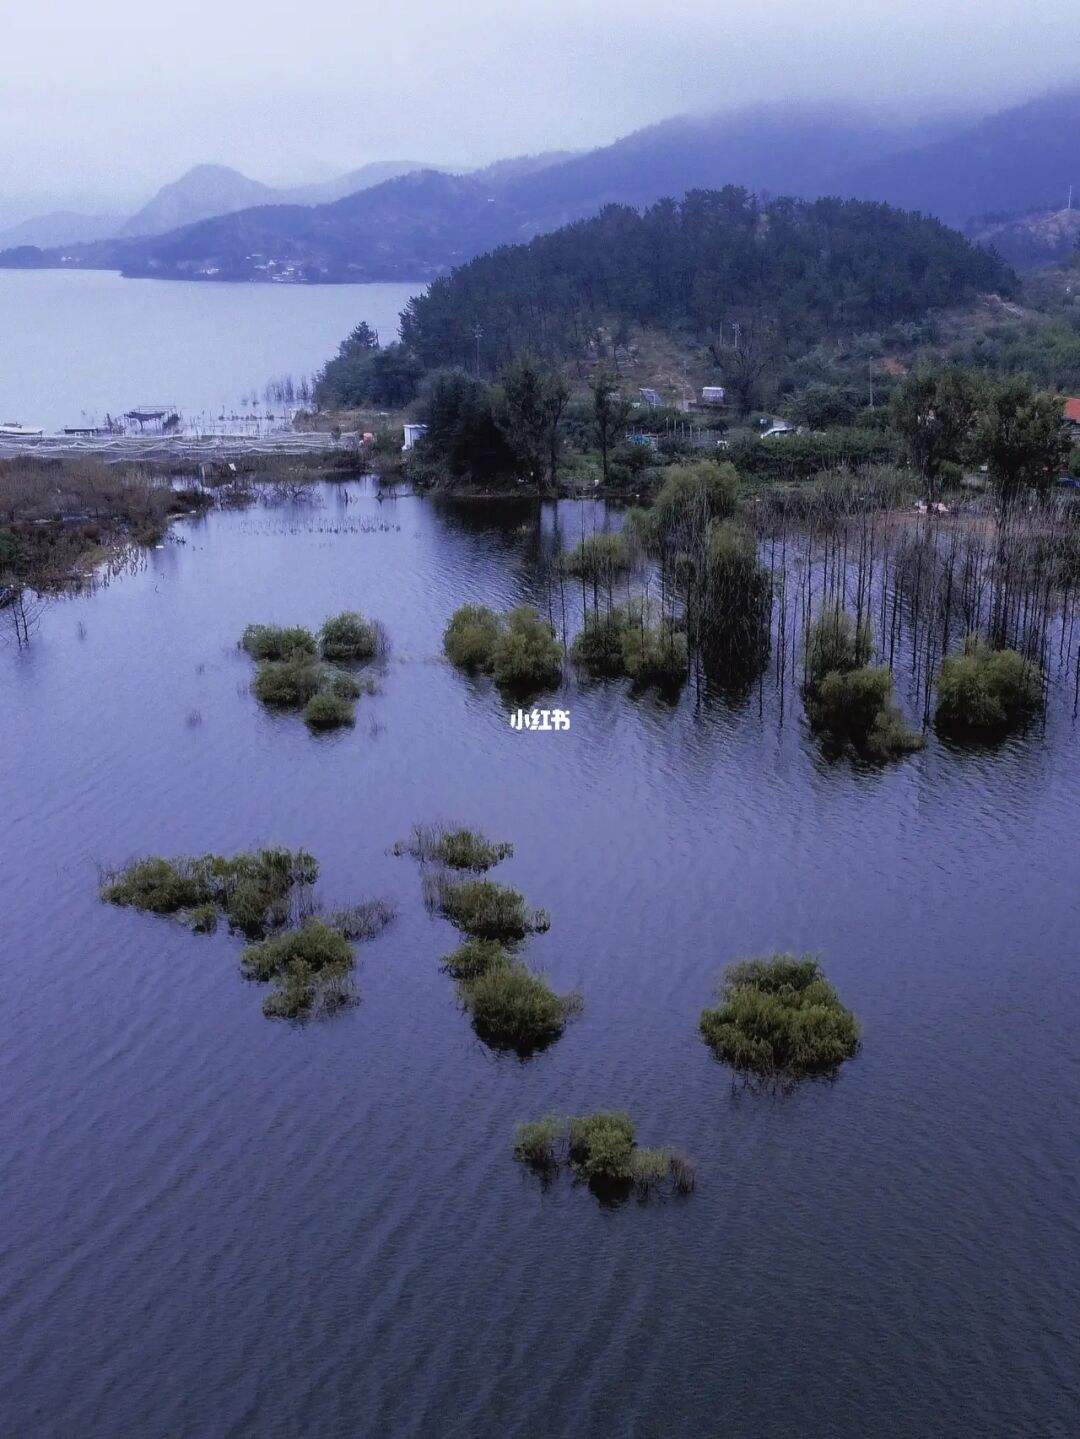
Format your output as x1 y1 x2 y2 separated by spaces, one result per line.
0 270 422 431
1 484 1078 1437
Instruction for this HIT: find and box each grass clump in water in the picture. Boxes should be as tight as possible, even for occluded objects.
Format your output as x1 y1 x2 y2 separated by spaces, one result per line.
252 654 324 708
490 606 562 693
441 938 508 980
241 920 356 1019
399 821 513 871
303 691 355 730
570 610 628 677
319 610 386 662
444 604 562 694
935 635 1042 736
700 952 860 1083
620 614 688 688
100 847 318 937
512 1112 695 1198
424 874 548 940
241 623 317 661
562 532 633 583
443 604 503 672
803 606 921 760
457 960 579 1054
513 1114 563 1168
328 898 397 940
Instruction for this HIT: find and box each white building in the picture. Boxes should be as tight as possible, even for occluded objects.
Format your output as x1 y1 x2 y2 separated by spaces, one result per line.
402 423 428 451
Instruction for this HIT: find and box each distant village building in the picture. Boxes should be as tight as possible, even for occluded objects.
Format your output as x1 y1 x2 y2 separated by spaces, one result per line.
701 385 726 404
402 423 428 451
1064 397 1080 430
638 387 663 408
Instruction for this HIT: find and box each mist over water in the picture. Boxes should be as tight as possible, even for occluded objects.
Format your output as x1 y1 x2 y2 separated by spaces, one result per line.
1 483 1076 1437
0 271 421 430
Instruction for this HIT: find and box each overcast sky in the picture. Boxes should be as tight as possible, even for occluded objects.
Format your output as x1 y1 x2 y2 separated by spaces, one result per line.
4 0 1080 209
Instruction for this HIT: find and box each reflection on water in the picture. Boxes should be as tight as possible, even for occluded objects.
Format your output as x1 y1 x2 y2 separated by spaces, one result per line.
1 482 1077 1437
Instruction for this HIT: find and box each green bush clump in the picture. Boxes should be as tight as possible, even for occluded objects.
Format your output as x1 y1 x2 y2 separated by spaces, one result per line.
935 635 1042 735
569 1111 636 1182
443 604 503 671
804 606 872 690
402 822 514 871
441 938 509 980
513 1114 563 1167
562 531 632 582
457 961 578 1053
813 666 924 758
328 898 397 940
620 616 689 687
803 607 921 759
319 610 385 662
303 691 356 730
513 1113 695 1197
490 606 563 693
101 847 318 936
252 655 324 708
241 623 317 661
329 672 362 700
570 611 628 676
241 920 356 1019
425 875 548 940
700 953 860 1082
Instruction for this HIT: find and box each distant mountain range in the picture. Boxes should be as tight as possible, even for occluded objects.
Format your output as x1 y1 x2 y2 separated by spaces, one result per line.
2 87 1078 282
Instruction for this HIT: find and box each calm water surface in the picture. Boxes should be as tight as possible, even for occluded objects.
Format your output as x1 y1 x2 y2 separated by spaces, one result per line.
1 484 1077 1437
0 270 421 430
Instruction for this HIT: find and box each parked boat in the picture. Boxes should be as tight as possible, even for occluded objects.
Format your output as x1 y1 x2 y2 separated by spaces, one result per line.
0 421 45 439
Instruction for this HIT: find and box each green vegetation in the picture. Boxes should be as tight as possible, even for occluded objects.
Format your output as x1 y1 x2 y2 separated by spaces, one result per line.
570 602 687 688
240 612 385 730
240 920 356 1020
512 1112 696 1196
442 604 503 672
562 531 633 584
443 603 563 695
328 898 398 940
803 606 922 759
319 610 385 662
100 847 318 937
458 959 579 1054
424 875 549 941
400 822 513 871
241 623 318 661
303 691 355 730
440 938 508 981
700 953 860 1082
936 636 1043 735
314 322 424 409
402 192 1011 378
513 1115 562 1168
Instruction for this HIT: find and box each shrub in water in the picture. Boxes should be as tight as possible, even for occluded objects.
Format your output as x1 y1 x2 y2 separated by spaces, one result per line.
490 606 563 693
404 822 513 871
241 623 317 661
252 655 324 708
620 616 689 687
426 875 548 940
936 635 1042 735
319 610 385 662
101 847 319 938
303 691 356 730
804 606 873 691
570 611 628 676
700 952 860 1081
441 938 509 981
513 1114 563 1167
568 1111 636 1183
630 1147 671 1191
329 672 362 700
329 898 397 940
813 666 923 759
562 531 632 582
457 960 578 1053
443 604 503 672
240 920 356 1019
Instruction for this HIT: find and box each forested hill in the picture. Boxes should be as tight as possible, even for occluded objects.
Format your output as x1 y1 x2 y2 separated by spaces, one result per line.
400 189 1016 373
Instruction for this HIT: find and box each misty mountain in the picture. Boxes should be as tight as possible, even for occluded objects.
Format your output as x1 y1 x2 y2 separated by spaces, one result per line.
281 161 444 205
119 164 280 237
837 89 1080 224
965 206 1080 270
0 209 124 249
4 89 1077 283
